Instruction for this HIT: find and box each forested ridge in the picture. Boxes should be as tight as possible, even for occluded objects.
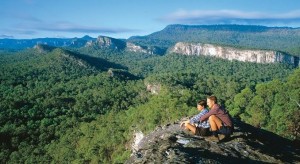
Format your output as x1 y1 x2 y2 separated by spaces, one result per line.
128 24 300 56
2 24 300 57
0 45 299 163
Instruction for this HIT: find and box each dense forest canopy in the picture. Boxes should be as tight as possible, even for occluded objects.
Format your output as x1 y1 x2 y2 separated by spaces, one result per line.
0 25 299 163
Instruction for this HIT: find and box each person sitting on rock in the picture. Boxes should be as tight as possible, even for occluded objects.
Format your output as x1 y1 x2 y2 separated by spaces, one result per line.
180 100 211 136
200 95 234 142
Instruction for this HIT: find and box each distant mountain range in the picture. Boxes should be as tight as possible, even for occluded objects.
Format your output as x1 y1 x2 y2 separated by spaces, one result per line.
0 35 166 55
1 25 299 54
1 24 300 66
0 35 96 50
128 24 300 56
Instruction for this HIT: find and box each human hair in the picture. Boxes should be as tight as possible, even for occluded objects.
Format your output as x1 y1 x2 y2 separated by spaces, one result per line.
207 95 217 104
197 100 207 108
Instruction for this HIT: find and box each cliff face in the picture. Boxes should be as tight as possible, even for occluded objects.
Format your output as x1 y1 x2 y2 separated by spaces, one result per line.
126 119 300 163
33 44 56 53
127 24 300 57
126 42 146 53
85 36 165 55
126 42 165 55
170 42 299 66
88 36 126 50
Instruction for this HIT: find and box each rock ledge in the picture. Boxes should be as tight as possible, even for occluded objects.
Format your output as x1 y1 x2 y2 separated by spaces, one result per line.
126 119 300 163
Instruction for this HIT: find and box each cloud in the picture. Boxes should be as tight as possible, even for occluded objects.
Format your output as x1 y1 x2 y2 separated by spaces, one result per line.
0 35 14 39
5 20 140 38
160 9 300 26
36 21 139 34
0 27 37 38
4 19 140 39
5 11 140 36
5 12 43 23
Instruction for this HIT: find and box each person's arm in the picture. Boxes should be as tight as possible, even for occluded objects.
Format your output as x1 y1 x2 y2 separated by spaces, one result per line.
181 112 202 127
190 113 202 124
200 108 218 122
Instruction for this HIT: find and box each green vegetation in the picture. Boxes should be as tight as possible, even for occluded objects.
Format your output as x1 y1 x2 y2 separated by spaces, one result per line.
128 24 300 56
0 49 145 163
0 46 299 163
231 68 300 139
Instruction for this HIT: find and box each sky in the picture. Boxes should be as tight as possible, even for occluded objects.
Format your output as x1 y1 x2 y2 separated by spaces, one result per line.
1 0 300 39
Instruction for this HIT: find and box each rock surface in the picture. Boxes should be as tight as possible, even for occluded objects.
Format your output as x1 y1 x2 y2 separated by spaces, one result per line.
91 36 126 50
170 42 299 66
126 119 300 163
33 44 56 53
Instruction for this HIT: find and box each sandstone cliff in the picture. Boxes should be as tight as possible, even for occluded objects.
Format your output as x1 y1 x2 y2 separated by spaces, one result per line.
170 42 299 66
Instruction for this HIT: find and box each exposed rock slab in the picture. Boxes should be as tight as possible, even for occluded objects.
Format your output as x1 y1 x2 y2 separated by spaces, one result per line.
126 119 300 163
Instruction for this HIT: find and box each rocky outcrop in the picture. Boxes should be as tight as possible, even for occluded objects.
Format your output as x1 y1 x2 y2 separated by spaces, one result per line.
126 119 300 163
69 39 90 47
126 42 166 55
146 83 161 94
85 36 165 55
86 36 126 50
126 42 148 53
33 44 56 53
170 42 299 66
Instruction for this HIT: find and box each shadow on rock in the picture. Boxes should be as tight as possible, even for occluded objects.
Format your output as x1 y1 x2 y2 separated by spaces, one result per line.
126 119 300 164
234 119 300 163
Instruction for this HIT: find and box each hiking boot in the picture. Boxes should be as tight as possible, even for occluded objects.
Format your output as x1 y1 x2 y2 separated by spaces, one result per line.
205 135 219 142
218 134 226 141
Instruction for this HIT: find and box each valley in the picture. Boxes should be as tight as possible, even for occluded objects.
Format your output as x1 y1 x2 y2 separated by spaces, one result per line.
0 24 299 163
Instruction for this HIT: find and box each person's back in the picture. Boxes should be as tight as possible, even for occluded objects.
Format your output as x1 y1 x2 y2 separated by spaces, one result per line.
200 96 234 142
201 104 232 127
